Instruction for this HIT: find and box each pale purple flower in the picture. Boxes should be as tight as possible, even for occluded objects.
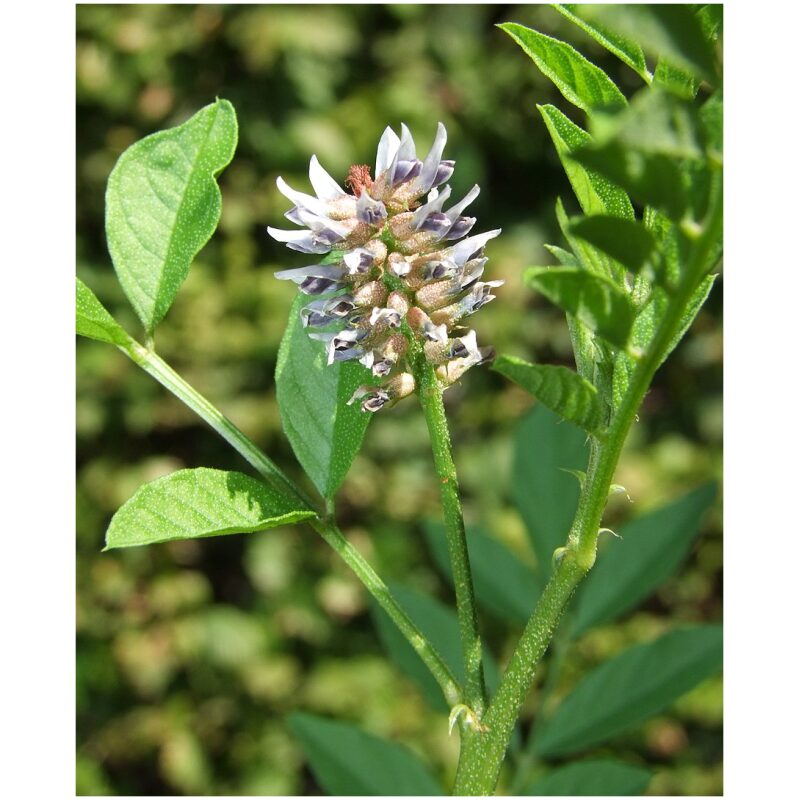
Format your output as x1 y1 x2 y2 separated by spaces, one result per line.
269 122 503 411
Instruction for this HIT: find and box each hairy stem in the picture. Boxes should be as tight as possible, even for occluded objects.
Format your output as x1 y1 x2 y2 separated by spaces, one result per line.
414 359 488 717
454 193 723 795
119 341 461 706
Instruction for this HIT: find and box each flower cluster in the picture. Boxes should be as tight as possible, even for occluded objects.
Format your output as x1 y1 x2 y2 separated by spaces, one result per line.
269 123 502 412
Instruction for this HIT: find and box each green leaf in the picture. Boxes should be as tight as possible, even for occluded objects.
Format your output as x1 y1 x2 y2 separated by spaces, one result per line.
534 625 723 757
700 90 723 157
569 216 657 275
275 294 372 500
512 406 588 577
653 58 699 100
574 142 687 220
500 23 626 113
371 583 501 711
544 244 579 268
548 221 627 398
697 4 724 43
612 273 716 407
553 5 651 83
670 274 717 355
538 105 634 221
493 357 605 434
76 277 132 348
288 713 441 796
423 522 541 626
525 267 634 350
572 483 717 635
105 468 316 549
105 99 238 335
590 89 704 161
521 758 652 796
571 88 706 221
579 4 719 84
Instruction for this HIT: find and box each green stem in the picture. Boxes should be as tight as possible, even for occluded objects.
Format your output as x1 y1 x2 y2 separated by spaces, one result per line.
314 518 461 706
125 341 313 509
508 625 571 794
454 194 723 795
120 340 461 707
414 359 488 717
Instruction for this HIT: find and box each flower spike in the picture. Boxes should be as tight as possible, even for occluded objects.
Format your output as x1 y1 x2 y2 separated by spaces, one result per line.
269 122 501 411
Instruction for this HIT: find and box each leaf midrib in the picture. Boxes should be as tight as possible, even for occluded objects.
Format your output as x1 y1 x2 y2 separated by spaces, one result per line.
151 103 223 330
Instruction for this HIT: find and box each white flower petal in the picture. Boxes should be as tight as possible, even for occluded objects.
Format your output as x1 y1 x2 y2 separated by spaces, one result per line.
445 185 480 222
449 228 502 265
416 122 448 194
291 206 351 237
309 155 345 200
267 227 330 254
376 126 400 176
274 264 343 283
276 176 328 217
387 122 417 183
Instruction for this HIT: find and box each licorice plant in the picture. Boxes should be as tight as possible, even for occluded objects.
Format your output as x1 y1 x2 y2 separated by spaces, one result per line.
77 5 723 795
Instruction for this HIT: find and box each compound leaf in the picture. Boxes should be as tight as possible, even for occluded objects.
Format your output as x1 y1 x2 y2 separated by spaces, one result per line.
553 4 651 83
579 4 719 85
539 104 634 222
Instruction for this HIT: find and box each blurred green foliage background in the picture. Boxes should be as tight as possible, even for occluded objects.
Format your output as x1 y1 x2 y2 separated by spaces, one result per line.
76 4 722 795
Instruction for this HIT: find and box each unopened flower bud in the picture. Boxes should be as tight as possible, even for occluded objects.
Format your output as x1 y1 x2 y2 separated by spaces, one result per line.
364 239 388 266
353 280 389 307
415 279 461 312
387 291 410 316
389 212 416 241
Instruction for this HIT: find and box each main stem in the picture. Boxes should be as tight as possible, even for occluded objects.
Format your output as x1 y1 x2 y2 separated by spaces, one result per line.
454 196 723 794
120 340 461 707
414 360 488 718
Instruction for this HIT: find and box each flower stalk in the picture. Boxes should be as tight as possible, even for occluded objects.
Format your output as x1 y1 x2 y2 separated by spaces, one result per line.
414 356 488 718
